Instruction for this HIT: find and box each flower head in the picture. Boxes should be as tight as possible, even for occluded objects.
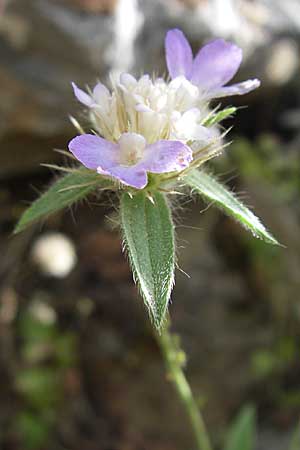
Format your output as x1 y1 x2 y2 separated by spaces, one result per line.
68 29 260 189
165 29 260 99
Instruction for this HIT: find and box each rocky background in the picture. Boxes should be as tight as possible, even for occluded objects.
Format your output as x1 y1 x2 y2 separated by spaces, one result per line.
0 1 300 449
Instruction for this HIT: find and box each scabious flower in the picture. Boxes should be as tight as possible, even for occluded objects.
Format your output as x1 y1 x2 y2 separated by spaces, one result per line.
69 28 260 190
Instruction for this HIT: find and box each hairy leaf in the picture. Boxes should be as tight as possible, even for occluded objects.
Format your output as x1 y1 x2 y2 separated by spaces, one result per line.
15 168 103 233
120 191 175 329
185 170 279 245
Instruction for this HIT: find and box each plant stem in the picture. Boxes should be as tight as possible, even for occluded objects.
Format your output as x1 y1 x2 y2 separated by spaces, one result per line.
155 321 213 450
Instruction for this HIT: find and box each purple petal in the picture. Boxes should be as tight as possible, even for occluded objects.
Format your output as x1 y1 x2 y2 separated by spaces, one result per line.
206 78 261 99
104 165 148 189
165 29 193 79
140 140 193 173
190 39 242 90
72 82 94 107
68 134 118 170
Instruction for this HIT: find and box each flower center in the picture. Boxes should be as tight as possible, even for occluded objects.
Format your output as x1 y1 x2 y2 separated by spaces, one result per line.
118 132 146 166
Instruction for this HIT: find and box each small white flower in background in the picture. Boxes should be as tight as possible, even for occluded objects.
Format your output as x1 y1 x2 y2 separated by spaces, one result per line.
28 298 57 325
31 233 77 278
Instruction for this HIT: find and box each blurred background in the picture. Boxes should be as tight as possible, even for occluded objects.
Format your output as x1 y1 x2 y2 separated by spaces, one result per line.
0 0 300 449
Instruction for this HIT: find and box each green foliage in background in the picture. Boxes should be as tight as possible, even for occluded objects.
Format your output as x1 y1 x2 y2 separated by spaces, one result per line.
224 405 256 450
213 133 300 417
15 299 77 449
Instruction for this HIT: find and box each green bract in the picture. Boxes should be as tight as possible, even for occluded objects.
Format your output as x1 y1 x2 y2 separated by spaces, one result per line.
120 191 175 329
14 168 107 234
202 107 237 127
185 169 278 245
15 162 279 328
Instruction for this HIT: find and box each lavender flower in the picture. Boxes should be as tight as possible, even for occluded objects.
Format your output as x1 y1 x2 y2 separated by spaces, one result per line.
69 132 192 189
165 29 260 99
69 76 212 189
68 29 260 189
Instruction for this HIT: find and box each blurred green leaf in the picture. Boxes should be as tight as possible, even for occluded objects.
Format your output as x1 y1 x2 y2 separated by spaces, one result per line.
289 424 300 450
16 368 61 409
252 337 297 381
251 350 279 379
17 412 50 450
120 191 175 329
20 313 56 343
279 391 300 408
55 334 77 367
278 337 297 363
224 405 256 450
185 169 279 245
14 168 105 233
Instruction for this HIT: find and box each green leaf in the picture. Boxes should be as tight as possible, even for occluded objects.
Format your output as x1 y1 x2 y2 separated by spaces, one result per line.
185 169 279 245
289 424 300 450
203 107 236 127
16 367 61 409
224 405 256 450
14 168 104 233
17 412 50 450
120 191 175 329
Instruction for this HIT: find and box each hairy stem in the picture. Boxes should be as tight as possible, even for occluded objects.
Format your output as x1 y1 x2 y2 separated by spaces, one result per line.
155 321 213 450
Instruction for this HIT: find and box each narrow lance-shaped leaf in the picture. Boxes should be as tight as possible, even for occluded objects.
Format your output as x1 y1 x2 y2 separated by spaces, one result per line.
288 424 300 450
14 168 104 233
184 169 279 245
202 107 236 127
224 405 256 450
120 191 175 329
